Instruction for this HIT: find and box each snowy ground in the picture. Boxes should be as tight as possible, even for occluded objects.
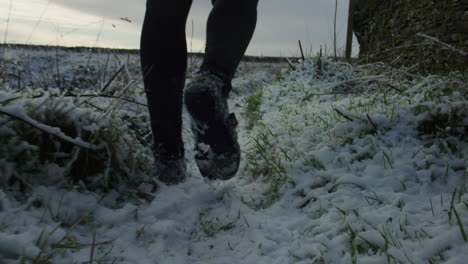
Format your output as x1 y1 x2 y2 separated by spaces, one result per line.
0 46 467 264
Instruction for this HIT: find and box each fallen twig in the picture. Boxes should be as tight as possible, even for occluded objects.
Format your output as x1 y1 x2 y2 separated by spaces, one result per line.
75 94 147 107
334 108 354 122
0 106 99 150
417 33 467 56
101 65 125 93
302 91 359 102
51 240 112 249
30 92 147 107
89 232 96 264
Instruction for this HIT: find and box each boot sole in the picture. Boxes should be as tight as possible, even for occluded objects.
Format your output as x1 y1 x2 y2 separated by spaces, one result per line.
184 78 240 180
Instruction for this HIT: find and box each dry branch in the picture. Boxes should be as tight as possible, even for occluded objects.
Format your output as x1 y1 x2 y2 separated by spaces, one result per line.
74 94 147 107
101 65 125 93
0 105 98 150
334 108 354 122
417 33 467 56
89 232 96 264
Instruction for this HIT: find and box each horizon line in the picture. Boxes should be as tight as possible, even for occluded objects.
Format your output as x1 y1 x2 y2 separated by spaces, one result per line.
1 43 313 61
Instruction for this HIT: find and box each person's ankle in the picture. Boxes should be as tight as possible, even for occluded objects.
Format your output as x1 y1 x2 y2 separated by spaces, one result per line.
153 143 186 184
198 65 232 97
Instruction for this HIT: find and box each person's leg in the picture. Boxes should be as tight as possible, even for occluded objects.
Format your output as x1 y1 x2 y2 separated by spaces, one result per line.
140 0 192 184
184 0 259 180
202 0 259 82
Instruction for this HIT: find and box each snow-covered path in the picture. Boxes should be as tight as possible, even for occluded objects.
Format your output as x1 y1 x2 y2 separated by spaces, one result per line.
1 48 467 264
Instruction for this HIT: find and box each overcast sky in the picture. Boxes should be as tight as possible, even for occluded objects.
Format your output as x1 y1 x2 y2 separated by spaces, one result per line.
0 0 357 57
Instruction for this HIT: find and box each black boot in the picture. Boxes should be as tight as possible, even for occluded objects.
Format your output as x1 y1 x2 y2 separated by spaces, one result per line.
145 73 187 185
184 69 240 180
153 142 186 185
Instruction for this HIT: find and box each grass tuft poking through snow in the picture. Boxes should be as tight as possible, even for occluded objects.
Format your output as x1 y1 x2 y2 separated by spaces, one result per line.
0 49 153 196
238 58 467 264
0 48 467 264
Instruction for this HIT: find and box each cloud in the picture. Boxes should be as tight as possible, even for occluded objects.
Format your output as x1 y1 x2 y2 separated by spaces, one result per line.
50 0 146 23
3 17 138 49
3 0 355 56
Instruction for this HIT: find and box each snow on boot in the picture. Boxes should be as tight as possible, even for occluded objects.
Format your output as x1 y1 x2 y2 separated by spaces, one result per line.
184 71 240 180
153 144 187 185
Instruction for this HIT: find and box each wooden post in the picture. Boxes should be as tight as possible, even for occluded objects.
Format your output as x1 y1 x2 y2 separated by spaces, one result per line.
298 40 305 61
334 0 338 60
346 0 357 60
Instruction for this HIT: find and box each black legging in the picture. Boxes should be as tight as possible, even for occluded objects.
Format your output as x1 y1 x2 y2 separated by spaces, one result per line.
141 0 258 154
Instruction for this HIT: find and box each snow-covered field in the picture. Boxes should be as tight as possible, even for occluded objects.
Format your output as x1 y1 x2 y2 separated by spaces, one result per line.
0 46 467 264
